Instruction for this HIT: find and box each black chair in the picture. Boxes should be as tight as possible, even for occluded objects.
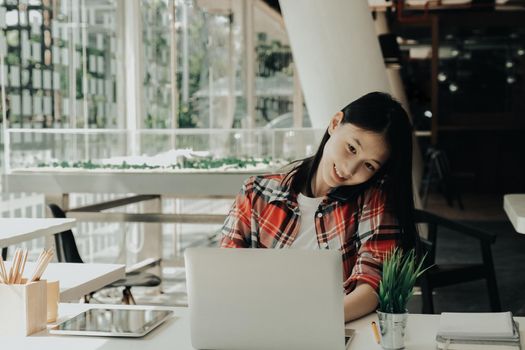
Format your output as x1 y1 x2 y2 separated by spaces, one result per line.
420 148 465 210
48 204 162 304
415 209 501 314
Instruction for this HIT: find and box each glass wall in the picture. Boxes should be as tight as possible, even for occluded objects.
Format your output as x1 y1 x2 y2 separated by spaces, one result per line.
0 0 310 271
177 0 246 129
0 0 118 128
141 0 172 128
1 0 306 130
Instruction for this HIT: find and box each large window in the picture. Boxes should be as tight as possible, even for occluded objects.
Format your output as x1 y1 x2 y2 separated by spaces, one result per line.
1 0 118 128
1 0 306 130
141 0 173 128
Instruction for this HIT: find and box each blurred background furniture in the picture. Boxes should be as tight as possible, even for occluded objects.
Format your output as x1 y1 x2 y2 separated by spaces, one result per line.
3 260 125 302
415 209 501 314
0 218 76 260
504 194 525 234
420 147 465 210
49 204 162 304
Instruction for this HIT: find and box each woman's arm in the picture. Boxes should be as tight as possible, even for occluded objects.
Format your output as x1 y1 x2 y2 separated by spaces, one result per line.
343 282 378 322
343 185 399 322
219 176 254 248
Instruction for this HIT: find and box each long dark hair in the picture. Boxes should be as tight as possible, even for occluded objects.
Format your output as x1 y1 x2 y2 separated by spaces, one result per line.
283 92 419 253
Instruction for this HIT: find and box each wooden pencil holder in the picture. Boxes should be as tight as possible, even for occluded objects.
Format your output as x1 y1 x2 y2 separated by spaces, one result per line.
0 280 47 336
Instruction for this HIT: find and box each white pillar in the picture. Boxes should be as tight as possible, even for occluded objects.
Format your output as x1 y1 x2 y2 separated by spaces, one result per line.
242 0 255 129
181 1 189 104
80 0 89 128
121 0 144 155
67 0 78 127
115 0 127 129
123 0 144 132
292 63 303 128
169 0 179 128
279 0 390 128
226 11 236 129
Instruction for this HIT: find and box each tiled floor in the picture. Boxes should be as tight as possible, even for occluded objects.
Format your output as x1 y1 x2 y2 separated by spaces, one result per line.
424 192 508 221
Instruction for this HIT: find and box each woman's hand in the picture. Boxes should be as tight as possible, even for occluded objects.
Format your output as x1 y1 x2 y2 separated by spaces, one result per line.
343 282 378 322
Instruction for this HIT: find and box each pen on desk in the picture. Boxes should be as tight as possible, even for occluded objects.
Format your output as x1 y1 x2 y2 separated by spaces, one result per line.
371 321 381 344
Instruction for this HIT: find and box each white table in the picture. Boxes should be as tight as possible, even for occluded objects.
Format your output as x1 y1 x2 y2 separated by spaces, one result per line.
504 194 525 234
4 262 125 302
0 304 523 349
0 218 76 247
4 172 253 196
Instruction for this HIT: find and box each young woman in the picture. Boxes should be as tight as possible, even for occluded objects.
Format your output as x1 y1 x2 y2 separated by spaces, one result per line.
220 92 419 322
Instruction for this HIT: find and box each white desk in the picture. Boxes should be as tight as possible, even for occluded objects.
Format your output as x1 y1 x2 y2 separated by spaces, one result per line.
4 262 125 302
348 312 520 349
0 218 76 247
0 304 523 349
504 194 525 234
5 172 253 196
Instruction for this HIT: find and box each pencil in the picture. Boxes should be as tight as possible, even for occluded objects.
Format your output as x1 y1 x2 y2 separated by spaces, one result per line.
371 321 381 344
9 248 21 284
31 249 54 282
16 249 28 284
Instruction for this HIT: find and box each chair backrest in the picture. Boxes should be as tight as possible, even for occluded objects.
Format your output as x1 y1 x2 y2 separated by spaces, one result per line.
413 209 439 266
48 204 84 264
413 208 497 266
429 149 451 181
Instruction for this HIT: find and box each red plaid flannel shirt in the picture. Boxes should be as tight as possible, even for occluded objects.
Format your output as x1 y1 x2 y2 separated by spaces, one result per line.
219 173 400 294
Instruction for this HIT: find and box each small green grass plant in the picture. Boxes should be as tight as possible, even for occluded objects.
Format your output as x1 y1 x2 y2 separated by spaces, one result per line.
378 248 431 314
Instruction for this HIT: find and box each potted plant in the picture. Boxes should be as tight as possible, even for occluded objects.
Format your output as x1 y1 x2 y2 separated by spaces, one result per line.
377 248 430 350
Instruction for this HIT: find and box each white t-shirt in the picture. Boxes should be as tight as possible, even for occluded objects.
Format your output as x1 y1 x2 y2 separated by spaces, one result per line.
289 193 324 249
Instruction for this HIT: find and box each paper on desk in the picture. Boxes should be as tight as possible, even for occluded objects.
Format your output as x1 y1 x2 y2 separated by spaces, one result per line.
438 312 515 340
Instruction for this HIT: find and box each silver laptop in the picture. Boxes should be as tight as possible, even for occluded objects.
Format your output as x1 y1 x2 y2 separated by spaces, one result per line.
185 248 351 350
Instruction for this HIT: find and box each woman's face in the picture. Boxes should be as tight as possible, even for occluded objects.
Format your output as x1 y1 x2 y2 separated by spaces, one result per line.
313 112 391 197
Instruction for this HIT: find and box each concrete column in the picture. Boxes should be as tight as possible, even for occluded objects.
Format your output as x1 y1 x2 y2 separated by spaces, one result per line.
181 1 189 104
115 0 127 129
292 63 303 128
279 0 390 128
122 0 144 155
242 0 255 128
169 0 179 129
67 0 78 127
226 10 236 129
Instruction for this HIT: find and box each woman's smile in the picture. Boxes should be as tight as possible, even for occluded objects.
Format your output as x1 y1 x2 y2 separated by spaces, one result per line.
333 164 348 182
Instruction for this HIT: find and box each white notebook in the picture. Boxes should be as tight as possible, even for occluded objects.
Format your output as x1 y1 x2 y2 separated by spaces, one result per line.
438 312 516 340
